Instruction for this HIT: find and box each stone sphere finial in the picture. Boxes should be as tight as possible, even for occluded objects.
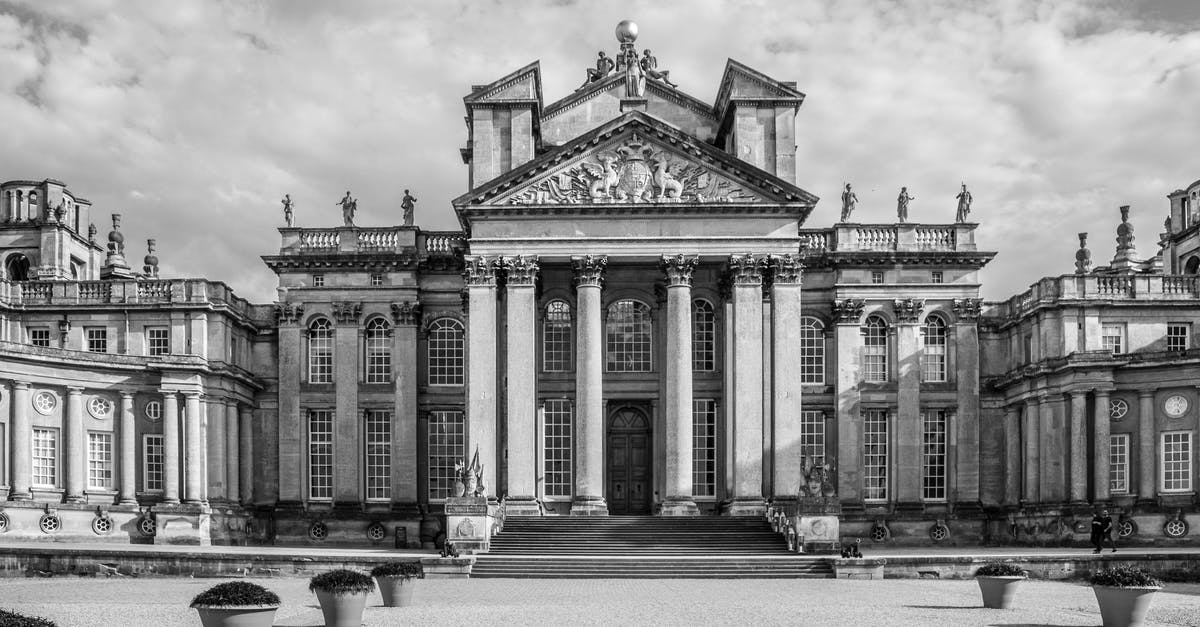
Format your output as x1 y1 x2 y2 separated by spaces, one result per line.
143 238 159 277
615 20 638 44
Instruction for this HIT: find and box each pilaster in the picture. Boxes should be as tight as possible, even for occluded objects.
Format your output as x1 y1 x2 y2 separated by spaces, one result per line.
953 304 982 506
1003 405 1021 507
1069 391 1088 503
391 301 421 505
571 255 608 515
224 400 239 504
64 386 85 503
118 392 137 504
1093 389 1111 502
183 392 204 505
333 301 362 505
1022 397 1040 504
1137 389 1155 503
464 256 499 498
769 254 803 499
893 299 923 508
206 397 226 501
9 382 32 500
239 407 254 504
274 303 303 505
727 253 765 516
662 254 699 516
833 299 865 506
1040 394 1066 502
503 255 541 515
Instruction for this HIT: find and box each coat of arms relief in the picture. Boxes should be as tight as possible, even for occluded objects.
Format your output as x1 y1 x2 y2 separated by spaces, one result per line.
507 134 760 205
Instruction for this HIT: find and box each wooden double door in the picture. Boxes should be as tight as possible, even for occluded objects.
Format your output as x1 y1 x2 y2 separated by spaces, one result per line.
606 404 652 514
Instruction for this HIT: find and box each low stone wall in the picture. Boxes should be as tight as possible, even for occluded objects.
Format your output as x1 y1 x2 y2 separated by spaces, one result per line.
875 552 1200 580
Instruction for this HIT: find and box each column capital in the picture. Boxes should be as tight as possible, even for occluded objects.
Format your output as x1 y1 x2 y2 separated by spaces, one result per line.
952 298 983 321
571 255 607 288
1136 388 1156 399
224 397 239 408
181 390 202 400
502 255 540 286
1069 390 1089 400
661 254 698 287
332 301 363 324
893 298 925 324
768 253 803 285
463 255 499 286
1023 396 1039 407
119 390 135 400
1093 387 1113 398
390 301 422 326
727 253 763 285
11 380 30 390
274 303 304 325
832 298 865 324
66 386 84 394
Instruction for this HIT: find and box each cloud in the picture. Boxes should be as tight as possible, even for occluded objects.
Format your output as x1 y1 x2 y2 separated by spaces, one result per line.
0 0 1198 302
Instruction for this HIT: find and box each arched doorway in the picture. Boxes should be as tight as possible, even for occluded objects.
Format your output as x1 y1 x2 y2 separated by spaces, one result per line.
606 404 652 514
1185 256 1200 275
4 253 30 281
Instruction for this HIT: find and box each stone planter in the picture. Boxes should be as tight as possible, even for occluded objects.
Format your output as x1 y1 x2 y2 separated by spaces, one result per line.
192 605 279 627
314 590 370 627
375 575 416 607
976 576 1024 609
1092 586 1159 627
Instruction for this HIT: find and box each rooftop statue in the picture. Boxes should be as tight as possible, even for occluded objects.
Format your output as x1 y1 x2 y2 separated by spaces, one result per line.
897 186 914 223
401 189 417 226
640 49 677 88
839 183 858 222
281 194 294 227
336 190 357 227
579 51 615 88
955 183 973 223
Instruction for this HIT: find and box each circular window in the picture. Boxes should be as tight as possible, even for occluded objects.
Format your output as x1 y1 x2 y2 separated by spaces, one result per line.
870 525 888 542
1163 395 1190 419
1109 399 1129 422
92 516 114 535
33 391 57 415
1117 519 1136 538
309 520 328 541
39 514 62 534
144 401 162 422
138 516 156 536
1164 519 1189 538
0 512 9 532
366 522 386 542
929 523 951 542
87 396 113 419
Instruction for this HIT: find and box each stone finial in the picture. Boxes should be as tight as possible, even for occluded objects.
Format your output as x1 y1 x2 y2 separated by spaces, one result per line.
101 213 134 279
143 239 159 277
1116 205 1135 252
88 223 97 243
1075 232 1091 274
107 214 125 256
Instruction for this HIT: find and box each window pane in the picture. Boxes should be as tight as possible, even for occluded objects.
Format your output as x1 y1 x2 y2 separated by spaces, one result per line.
544 399 573 498
862 317 888 382
33 428 57 486
921 317 947 382
1109 434 1129 494
29 328 50 347
922 410 947 501
800 317 824 384
308 410 333 500
428 319 465 385
364 318 392 384
428 411 465 500
1101 324 1124 354
543 301 572 372
606 300 652 372
800 410 825 466
692 399 716 496
691 300 715 372
365 410 391 500
1161 432 1192 492
863 410 888 501
1167 324 1189 351
88 432 113 490
144 434 164 492
86 327 107 353
147 327 169 356
308 319 333 384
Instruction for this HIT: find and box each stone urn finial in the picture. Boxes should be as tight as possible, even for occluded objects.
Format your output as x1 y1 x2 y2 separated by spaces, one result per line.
1075 232 1091 274
143 238 159 277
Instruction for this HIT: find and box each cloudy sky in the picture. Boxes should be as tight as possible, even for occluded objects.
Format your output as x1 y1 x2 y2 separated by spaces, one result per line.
2 0 1199 302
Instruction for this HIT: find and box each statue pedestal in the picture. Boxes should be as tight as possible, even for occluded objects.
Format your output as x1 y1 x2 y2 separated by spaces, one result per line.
444 496 493 554
792 497 841 554
151 504 212 546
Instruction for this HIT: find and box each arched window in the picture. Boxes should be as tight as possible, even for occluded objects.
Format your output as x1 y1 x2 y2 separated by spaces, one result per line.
364 317 392 384
308 318 333 384
800 317 825 384
692 299 715 372
428 318 465 385
27 191 38 219
5 253 30 281
921 315 948 382
606 299 652 372
861 316 889 382
1186 256 1200 275
543 300 572 372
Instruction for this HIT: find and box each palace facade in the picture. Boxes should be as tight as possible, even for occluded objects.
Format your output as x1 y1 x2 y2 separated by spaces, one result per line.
0 24 1196 548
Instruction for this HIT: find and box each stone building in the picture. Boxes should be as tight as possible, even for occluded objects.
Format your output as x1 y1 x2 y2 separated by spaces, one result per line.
0 23 1195 547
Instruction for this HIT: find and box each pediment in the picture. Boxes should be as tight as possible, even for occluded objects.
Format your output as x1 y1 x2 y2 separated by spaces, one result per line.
541 75 718 144
464 61 542 104
457 112 816 210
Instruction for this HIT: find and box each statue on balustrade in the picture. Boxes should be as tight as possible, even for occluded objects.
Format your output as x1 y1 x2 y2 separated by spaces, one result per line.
955 183 973 223
401 189 417 226
579 51 615 88
281 194 294 227
640 49 677 88
336 191 357 227
839 183 858 222
897 186 914 223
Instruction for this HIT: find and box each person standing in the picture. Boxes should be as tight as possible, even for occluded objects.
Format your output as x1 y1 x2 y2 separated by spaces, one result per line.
1091 508 1117 553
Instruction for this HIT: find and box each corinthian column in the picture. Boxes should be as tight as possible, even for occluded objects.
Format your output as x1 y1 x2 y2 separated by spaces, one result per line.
662 254 700 516
571 255 608 516
464 256 499 497
728 253 766 516
503 255 541 515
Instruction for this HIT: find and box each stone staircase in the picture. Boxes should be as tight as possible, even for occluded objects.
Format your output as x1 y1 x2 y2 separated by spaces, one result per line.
471 515 834 578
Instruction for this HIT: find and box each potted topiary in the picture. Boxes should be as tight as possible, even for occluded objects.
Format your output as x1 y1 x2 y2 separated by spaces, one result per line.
308 569 375 627
974 561 1027 609
189 580 281 627
1090 566 1161 627
370 561 424 607
0 608 56 626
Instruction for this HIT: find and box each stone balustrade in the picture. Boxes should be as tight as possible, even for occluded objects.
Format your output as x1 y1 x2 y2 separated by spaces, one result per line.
798 223 975 254
992 273 1200 318
278 226 467 256
0 277 258 313
422 231 468 255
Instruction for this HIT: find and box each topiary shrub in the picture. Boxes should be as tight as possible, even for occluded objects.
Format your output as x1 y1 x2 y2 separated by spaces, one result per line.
370 561 424 581
190 581 281 607
308 569 376 595
975 562 1026 577
1090 566 1161 588
0 608 57 627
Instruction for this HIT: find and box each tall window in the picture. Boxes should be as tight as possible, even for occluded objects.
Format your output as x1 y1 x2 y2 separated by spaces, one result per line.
1161 431 1193 493
692 300 716 372
86 327 108 353
146 327 169 356
862 316 889 382
428 410 465 500
922 410 947 501
799 317 825 384
308 319 334 384
863 410 888 501
364 410 391 501
1167 323 1190 351
308 410 333 500
606 300 652 372
543 399 573 498
692 399 717 497
921 316 948 382
1101 324 1125 354
143 434 164 492
28 327 50 347
800 410 825 465
1109 434 1129 495
87 432 113 490
364 318 392 384
542 301 572 372
428 318 465 385
32 428 57 487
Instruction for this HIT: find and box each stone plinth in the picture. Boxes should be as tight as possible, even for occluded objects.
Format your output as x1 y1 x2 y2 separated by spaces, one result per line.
835 558 886 579
151 504 212 546
444 496 492 554
792 496 841 554
419 556 475 579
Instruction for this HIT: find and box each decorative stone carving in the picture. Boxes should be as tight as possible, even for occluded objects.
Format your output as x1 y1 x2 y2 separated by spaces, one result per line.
840 183 857 222
390 301 422 326
798 454 836 499
1116 205 1135 252
571 255 607 288
832 299 865 323
401 189 417 227
332 301 362 324
501 255 540 286
1075 232 1091 274
727 253 763 285
640 49 676 88
281 194 294 227
661 254 698 287
955 183 973 223
274 303 304 325
462 255 498 286
893 298 924 323
142 239 159 278
336 191 356 227
88 222 97 243
769 254 803 285
952 297 983 321
507 134 760 205
106 214 126 261
897 187 914 223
